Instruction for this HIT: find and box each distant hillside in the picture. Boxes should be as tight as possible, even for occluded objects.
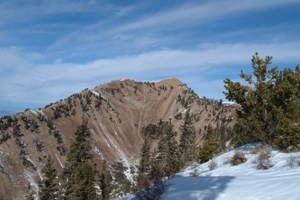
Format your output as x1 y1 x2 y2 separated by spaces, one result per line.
0 78 236 199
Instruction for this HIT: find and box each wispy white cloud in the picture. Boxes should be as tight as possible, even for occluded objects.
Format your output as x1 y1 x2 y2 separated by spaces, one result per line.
0 47 43 71
1 41 299 104
47 0 300 61
115 0 300 32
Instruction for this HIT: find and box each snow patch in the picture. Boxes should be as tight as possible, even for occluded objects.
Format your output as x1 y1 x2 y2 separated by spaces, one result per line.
91 90 100 97
30 110 38 116
37 169 43 181
24 170 39 200
93 146 104 159
178 107 187 113
25 155 37 169
37 110 48 119
95 184 101 196
55 154 64 168
222 101 235 106
105 132 133 182
123 165 134 183
120 193 135 200
114 131 119 137
174 144 300 200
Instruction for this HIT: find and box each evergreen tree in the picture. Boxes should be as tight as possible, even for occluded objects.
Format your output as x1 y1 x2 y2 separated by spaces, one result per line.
137 120 180 191
138 139 151 175
149 149 164 184
71 161 96 200
137 139 151 189
224 53 300 150
224 53 277 144
62 120 98 199
197 125 218 163
151 122 180 179
39 156 59 200
99 161 111 200
179 112 196 166
273 67 300 150
165 135 180 176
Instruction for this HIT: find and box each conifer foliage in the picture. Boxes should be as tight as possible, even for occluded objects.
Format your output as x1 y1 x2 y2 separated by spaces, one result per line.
99 162 111 200
179 112 196 165
39 156 59 200
197 125 218 163
62 120 98 199
36 120 109 200
137 115 198 192
137 139 151 189
137 120 181 189
224 53 300 151
152 122 180 178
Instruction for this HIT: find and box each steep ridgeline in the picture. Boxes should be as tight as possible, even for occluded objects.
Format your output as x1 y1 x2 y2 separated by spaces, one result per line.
0 78 236 199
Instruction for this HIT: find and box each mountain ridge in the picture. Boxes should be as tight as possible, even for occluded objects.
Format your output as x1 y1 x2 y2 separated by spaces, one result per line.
0 78 236 199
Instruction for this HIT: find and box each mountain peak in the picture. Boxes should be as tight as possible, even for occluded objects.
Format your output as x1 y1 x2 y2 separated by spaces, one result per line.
0 78 236 199
156 77 184 85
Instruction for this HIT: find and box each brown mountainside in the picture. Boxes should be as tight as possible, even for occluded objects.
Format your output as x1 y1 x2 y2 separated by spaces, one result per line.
0 78 236 199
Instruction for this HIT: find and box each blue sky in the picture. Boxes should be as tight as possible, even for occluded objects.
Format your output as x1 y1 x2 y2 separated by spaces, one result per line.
1 0 300 116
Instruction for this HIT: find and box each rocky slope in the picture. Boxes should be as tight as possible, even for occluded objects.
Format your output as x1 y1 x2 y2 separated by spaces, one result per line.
0 78 236 199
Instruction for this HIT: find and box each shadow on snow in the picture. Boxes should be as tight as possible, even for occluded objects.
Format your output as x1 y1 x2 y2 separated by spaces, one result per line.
163 176 235 200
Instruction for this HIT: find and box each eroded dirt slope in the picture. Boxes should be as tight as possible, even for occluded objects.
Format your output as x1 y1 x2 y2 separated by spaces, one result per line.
0 78 236 199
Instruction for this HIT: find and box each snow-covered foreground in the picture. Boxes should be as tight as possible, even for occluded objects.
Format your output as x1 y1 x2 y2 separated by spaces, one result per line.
125 144 300 200
165 144 300 200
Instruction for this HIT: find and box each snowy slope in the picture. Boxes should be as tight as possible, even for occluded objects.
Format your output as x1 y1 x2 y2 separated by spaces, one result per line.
163 144 300 200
